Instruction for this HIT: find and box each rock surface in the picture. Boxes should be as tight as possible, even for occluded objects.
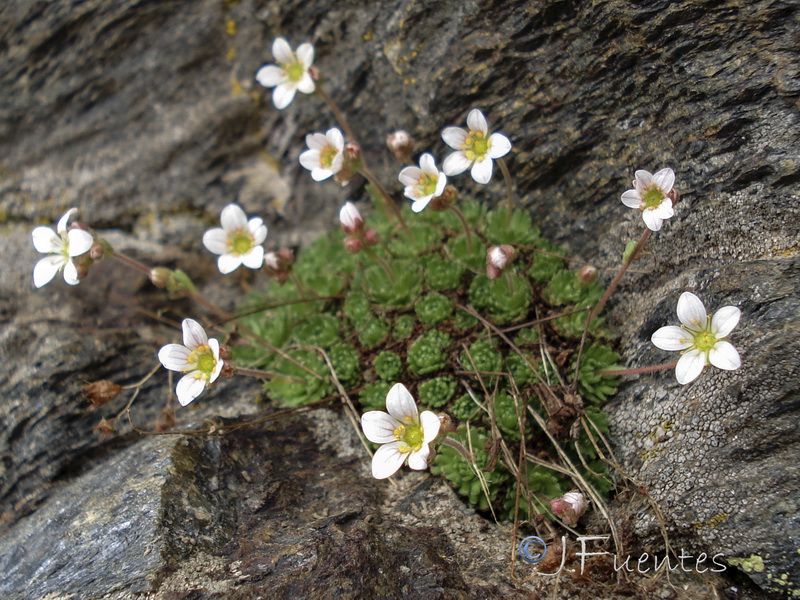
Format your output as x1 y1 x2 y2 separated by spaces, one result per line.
0 0 797 598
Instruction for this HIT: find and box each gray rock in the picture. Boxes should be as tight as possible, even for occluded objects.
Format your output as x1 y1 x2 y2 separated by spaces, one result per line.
0 0 797 597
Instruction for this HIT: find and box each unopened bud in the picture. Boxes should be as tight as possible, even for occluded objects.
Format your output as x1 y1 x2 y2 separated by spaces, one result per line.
577 265 598 284
438 413 456 435
550 491 587 526
668 188 680 205
344 142 362 163
486 244 516 278
74 255 93 281
263 249 293 283
308 65 321 82
363 228 379 246
83 380 123 408
220 361 236 378
344 236 363 254
339 202 364 235
150 267 173 289
429 185 457 211
89 240 105 261
386 130 414 161
219 345 232 361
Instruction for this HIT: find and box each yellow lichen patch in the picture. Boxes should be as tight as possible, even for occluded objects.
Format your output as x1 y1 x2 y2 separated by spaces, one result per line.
226 47 237 61
693 513 728 529
363 30 374 41
727 554 765 573
225 19 237 36
230 77 244 96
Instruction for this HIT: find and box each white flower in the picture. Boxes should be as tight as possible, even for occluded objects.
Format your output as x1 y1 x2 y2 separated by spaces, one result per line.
620 168 676 231
339 201 365 235
360 383 441 479
299 128 345 181
31 208 94 288
651 292 742 385
158 318 224 406
398 153 448 212
441 108 511 184
255 38 315 110
202 203 267 274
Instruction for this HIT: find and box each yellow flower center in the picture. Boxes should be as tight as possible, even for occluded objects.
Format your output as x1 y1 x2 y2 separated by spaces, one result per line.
229 231 254 256
393 421 424 454
185 345 218 379
642 185 665 210
417 172 439 196
320 145 338 169
284 59 306 83
462 131 490 162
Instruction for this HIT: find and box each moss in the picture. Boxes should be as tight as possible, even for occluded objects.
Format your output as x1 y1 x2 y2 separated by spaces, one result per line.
415 292 454 325
374 351 403 381
418 376 457 408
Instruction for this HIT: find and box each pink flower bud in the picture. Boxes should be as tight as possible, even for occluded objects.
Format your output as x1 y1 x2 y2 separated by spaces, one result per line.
150 267 172 289
577 265 598 284
386 130 414 161
344 236 363 254
486 244 516 278
339 202 364 235
550 491 587 525
363 228 379 246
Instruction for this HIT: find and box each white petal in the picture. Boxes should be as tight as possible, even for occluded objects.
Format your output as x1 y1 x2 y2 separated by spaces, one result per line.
620 190 643 208
67 229 93 257
361 411 400 444
652 168 675 193
158 343 192 371
208 338 224 383
411 197 432 213
241 245 264 269
466 108 488 134
420 411 441 443
634 170 653 189
419 153 436 173
311 167 332 181
487 133 511 158
57 208 78 234
709 341 741 371
471 157 494 184
385 383 418 422
677 292 708 331
442 126 468 150
398 166 422 187
434 172 447 196
371 442 407 479
33 255 63 288
296 73 315 94
651 326 693 351
711 306 741 338
326 128 344 150
249 220 268 245
203 228 228 255
676 349 706 385
651 201 674 219
272 84 296 110
305 133 328 151
272 37 293 64
220 204 248 232
642 209 663 231
299 149 322 171
255 65 285 88
442 151 471 176
407 444 431 470
32 226 61 254
329 152 344 174
175 373 206 406
62 260 80 285
296 42 314 66
218 253 243 274
182 318 208 350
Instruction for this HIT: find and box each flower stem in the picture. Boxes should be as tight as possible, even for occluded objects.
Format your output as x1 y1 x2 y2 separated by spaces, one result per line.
362 246 396 284
360 166 411 234
110 252 152 277
315 85 357 143
288 272 317 300
233 365 285 379
448 205 473 251
504 269 516 295
571 227 652 389
600 361 678 377
498 157 515 215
